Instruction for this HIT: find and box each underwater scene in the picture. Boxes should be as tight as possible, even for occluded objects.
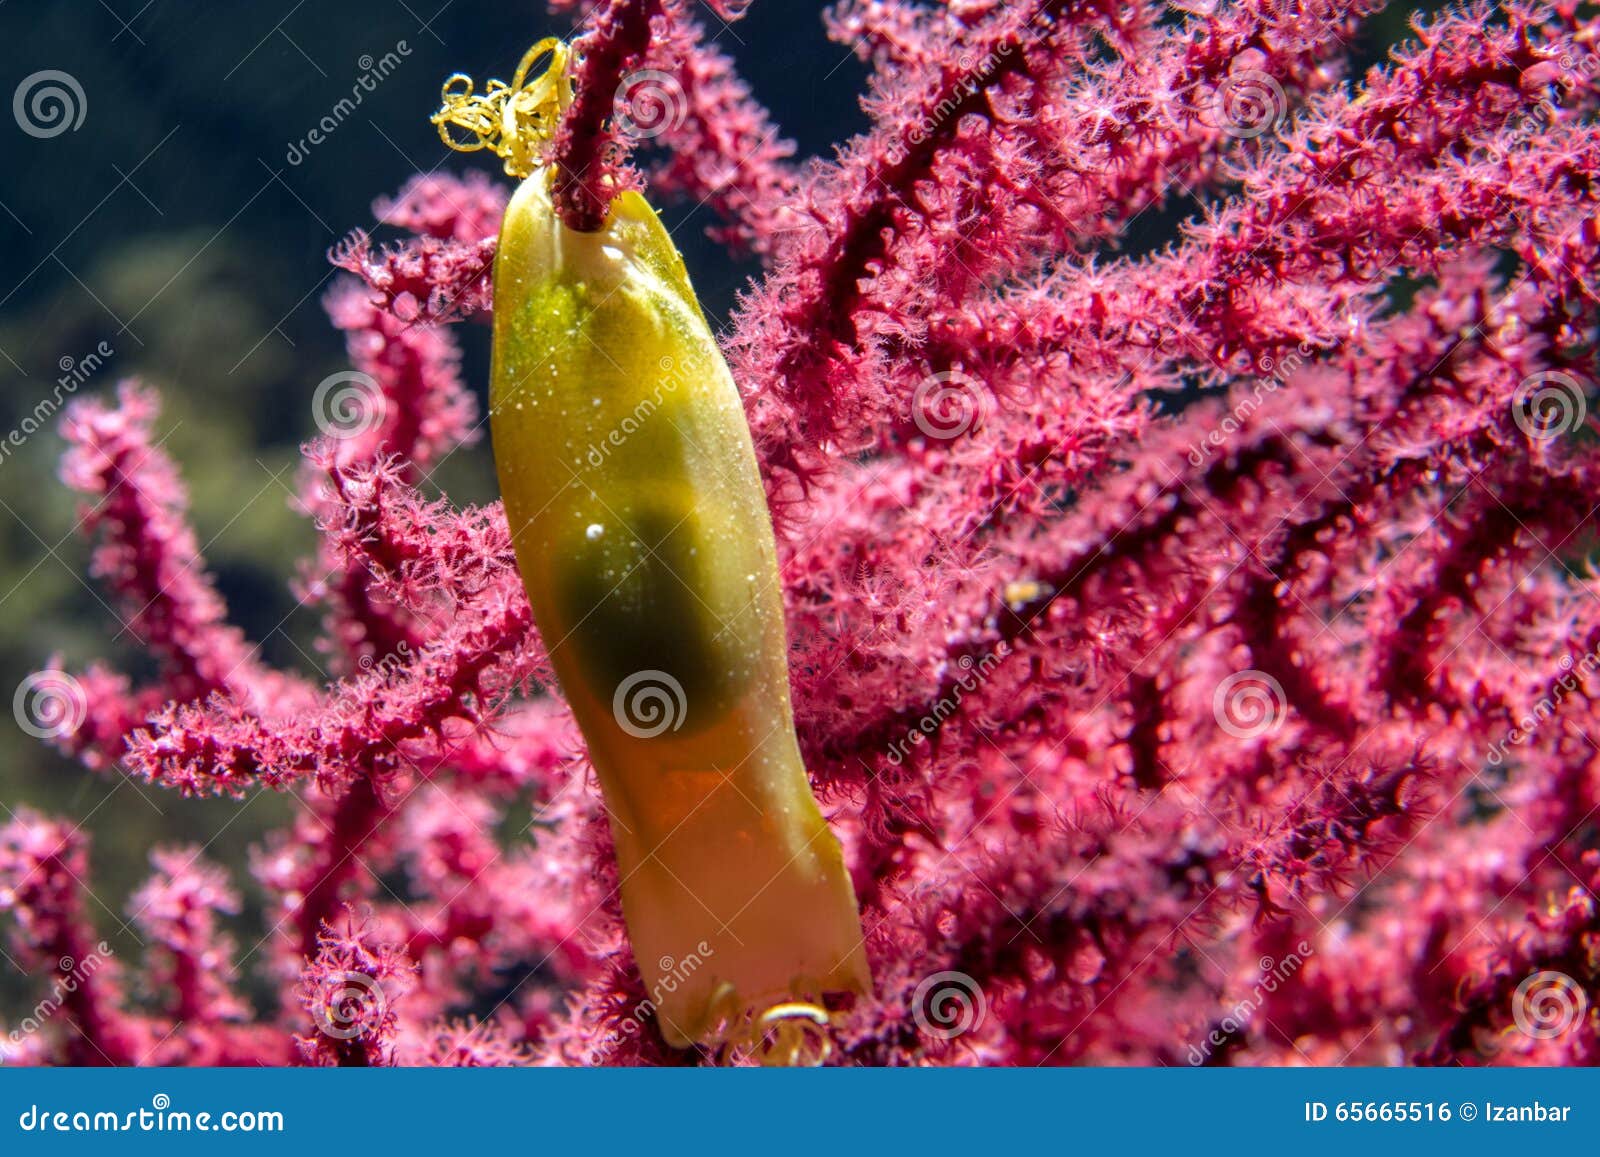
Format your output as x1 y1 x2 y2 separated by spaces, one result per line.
1 0 1597 1071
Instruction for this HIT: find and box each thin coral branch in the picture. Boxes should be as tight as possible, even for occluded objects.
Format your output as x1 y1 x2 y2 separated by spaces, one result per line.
551 0 665 231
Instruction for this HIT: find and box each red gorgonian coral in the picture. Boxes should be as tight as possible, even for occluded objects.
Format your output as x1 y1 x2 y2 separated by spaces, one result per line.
4 0 1599 1066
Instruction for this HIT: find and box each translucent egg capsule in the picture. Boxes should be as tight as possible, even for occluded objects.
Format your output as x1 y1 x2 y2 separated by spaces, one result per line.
437 40 868 1046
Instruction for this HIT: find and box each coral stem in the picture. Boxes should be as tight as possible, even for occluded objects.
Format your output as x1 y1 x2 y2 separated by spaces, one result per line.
551 0 664 231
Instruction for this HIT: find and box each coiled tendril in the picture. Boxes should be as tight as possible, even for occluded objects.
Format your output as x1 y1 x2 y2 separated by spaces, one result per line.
701 985 835 1067
431 38 574 179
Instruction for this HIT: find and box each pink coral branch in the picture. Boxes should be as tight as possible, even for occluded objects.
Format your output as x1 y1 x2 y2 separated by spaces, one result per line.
128 848 248 1026
1419 853 1600 1065
330 172 507 324
551 0 664 232
295 906 417 1066
640 2 801 255
54 384 312 771
0 812 142 1065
